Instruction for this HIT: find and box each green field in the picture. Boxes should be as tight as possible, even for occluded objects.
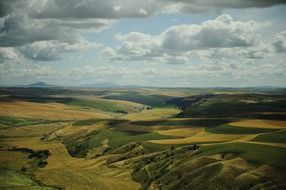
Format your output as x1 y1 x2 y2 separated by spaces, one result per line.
253 131 286 143
103 91 172 107
206 124 278 134
0 170 59 190
201 142 286 168
0 116 57 128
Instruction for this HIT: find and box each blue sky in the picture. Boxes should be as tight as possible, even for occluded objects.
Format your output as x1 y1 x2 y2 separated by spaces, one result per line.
0 1 286 87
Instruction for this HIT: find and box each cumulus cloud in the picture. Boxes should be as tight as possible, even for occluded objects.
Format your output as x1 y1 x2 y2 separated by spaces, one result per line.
178 0 286 9
272 30 286 53
0 61 59 81
0 13 108 62
0 47 21 62
162 14 256 50
114 32 162 60
0 11 103 62
166 0 286 14
17 39 100 61
0 0 116 62
29 0 160 19
204 44 271 60
1 0 285 63
0 14 80 47
0 2 114 62
2 0 285 19
102 15 259 63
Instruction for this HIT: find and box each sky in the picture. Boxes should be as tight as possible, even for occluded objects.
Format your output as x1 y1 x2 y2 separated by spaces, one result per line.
0 0 286 87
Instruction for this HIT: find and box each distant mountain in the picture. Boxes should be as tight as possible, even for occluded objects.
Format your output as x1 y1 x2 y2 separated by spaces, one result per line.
13 82 139 88
26 82 51 88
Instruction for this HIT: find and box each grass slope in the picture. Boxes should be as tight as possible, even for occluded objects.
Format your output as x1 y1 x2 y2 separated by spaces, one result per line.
206 124 277 134
66 127 176 157
0 116 57 128
201 142 286 168
0 170 59 190
177 94 286 118
252 131 286 143
104 91 173 107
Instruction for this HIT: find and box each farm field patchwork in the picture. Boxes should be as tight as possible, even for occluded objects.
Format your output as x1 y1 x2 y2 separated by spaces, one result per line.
1 87 286 190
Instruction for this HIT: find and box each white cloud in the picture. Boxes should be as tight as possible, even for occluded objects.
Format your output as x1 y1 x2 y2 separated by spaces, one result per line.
0 47 21 62
103 15 260 63
115 32 162 59
1 0 285 19
165 0 286 14
162 15 256 50
1 0 284 63
0 0 114 61
0 38 101 62
0 13 81 47
272 30 286 53
0 0 285 87
29 0 161 19
17 39 101 61
203 44 271 60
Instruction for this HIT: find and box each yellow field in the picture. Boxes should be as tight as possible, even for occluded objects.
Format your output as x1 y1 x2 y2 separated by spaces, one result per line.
136 88 190 97
230 119 286 129
0 101 111 120
151 128 243 145
0 150 31 170
155 128 204 137
121 108 180 121
202 134 286 149
45 123 104 141
0 101 140 190
3 136 140 190
85 97 146 112
0 122 68 137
